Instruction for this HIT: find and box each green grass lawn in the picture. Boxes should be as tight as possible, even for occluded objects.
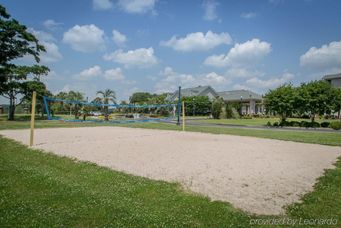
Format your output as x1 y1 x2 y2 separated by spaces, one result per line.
199 117 332 126
1 115 341 146
1 136 340 227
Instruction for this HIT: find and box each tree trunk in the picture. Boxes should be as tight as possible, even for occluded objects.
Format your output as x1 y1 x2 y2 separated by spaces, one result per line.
8 95 15 121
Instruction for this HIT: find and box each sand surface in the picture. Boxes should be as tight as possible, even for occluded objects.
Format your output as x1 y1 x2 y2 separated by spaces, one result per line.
1 126 340 215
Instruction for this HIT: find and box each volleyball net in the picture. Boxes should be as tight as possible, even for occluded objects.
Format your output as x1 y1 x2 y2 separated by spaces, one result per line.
43 96 181 124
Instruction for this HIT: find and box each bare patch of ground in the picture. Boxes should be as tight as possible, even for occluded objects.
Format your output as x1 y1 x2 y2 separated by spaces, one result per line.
1 126 340 215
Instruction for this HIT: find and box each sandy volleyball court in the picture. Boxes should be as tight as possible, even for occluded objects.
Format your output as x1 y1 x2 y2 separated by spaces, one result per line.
1 126 340 215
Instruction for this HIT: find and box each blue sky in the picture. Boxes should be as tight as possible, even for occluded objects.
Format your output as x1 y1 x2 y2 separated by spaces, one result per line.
1 0 341 102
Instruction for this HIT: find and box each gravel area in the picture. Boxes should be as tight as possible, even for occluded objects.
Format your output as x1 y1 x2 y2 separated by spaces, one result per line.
1 126 340 215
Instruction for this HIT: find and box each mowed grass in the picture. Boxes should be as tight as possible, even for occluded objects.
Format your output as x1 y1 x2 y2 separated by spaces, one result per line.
199 117 332 126
1 136 341 227
1 115 341 146
0 136 251 227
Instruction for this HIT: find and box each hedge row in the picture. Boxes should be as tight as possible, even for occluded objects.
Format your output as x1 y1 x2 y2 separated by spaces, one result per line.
267 120 341 130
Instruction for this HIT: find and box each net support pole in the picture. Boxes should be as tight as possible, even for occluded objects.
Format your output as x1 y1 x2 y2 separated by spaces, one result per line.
43 96 51 120
30 91 37 146
177 86 181 125
182 101 185 131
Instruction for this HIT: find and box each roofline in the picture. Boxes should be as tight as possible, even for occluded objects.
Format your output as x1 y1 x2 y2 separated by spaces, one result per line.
323 73 341 80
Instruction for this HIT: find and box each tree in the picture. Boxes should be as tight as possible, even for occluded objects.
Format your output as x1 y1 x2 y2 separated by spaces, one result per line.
297 80 335 122
182 96 212 116
332 88 341 119
264 84 297 122
129 92 153 104
21 79 52 117
96 89 116 120
211 98 224 119
0 4 49 120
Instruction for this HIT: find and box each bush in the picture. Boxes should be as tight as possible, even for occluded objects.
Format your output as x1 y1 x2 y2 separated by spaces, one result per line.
211 100 223 119
300 121 311 128
330 121 341 130
320 122 330 128
273 122 279 127
266 121 272 127
290 121 300 127
279 120 290 127
311 122 320 128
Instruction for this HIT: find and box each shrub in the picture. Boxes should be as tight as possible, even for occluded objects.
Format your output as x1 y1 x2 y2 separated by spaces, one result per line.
266 121 272 127
320 122 330 128
290 121 300 127
300 121 311 128
273 122 279 127
211 99 223 119
330 121 341 130
279 120 290 127
311 122 320 128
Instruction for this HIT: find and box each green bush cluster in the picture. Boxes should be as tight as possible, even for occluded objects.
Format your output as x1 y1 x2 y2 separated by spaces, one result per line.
269 120 336 129
330 121 341 130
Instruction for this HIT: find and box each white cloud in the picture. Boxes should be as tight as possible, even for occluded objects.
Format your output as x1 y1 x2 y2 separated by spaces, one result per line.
240 12 257 19
40 42 63 63
154 67 196 93
43 19 62 30
104 68 125 80
103 47 158 68
203 72 228 85
225 67 263 79
93 0 113 10
112 29 127 46
202 0 218 21
204 38 271 67
245 72 294 89
154 67 230 93
118 0 157 14
161 31 232 52
63 24 106 52
28 28 62 63
300 41 341 71
74 65 102 80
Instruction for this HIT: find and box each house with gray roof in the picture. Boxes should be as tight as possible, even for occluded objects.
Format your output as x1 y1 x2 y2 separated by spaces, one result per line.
323 73 341 88
218 90 264 114
167 85 218 101
167 86 264 115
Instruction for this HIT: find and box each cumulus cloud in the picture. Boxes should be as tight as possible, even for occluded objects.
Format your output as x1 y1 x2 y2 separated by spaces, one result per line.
204 38 271 67
240 12 257 19
161 31 232 52
154 67 196 93
103 47 158 68
63 24 106 52
28 28 62 63
300 41 341 71
93 0 113 10
154 67 230 93
245 72 294 90
43 19 62 30
225 67 263 79
202 0 219 21
112 29 127 46
118 0 157 14
74 65 102 80
73 65 128 82
104 68 125 80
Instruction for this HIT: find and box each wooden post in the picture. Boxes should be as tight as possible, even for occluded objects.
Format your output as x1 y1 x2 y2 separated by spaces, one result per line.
30 91 37 146
182 101 185 131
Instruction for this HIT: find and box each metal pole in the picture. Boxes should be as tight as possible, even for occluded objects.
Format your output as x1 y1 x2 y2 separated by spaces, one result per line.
30 91 37 146
177 86 181 125
182 101 185 131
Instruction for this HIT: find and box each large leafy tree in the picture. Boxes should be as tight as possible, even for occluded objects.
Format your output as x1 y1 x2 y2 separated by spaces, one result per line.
96 89 116 120
129 92 153 104
297 80 335 122
264 84 297 122
0 4 49 120
182 96 212 116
